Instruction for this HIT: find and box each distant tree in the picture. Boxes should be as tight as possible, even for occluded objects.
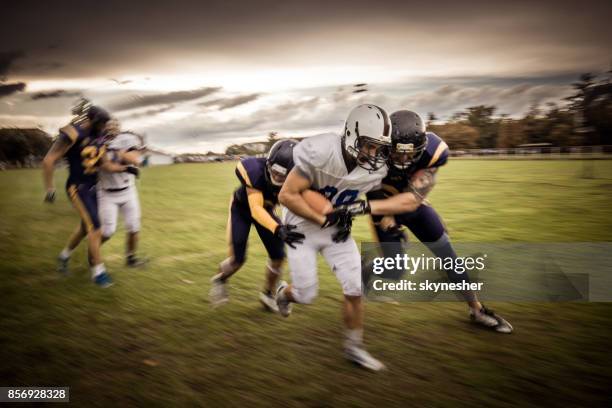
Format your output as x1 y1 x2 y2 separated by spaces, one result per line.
426 112 437 127
429 123 479 150
266 131 279 149
497 119 526 148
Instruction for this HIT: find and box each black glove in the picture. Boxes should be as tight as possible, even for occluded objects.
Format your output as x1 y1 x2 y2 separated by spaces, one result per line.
322 208 352 228
332 219 353 242
44 189 56 203
125 166 140 178
335 200 371 216
275 224 305 248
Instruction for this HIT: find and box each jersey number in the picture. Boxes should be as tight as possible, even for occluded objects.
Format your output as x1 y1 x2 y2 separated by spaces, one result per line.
318 186 359 206
81 146 106 174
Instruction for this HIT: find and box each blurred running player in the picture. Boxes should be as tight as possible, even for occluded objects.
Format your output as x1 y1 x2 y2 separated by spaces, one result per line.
209 139 304 311
42 102 138 287
339 110 513 333
276 104 392 371
98 119 147 267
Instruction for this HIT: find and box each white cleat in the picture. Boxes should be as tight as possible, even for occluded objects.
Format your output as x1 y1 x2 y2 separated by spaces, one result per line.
275 281 292 317
259 291 279 313
470 305 514 334
344 345 386 372
209 273 229 307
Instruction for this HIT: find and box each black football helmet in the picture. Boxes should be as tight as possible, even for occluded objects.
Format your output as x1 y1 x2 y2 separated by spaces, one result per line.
87 106 111 136
266 139 298 187
389 110 427 170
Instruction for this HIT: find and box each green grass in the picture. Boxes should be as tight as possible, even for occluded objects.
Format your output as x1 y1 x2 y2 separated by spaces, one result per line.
1 160 611 407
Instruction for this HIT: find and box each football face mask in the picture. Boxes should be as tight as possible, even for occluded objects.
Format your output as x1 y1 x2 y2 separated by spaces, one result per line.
268 163 288 186
389 141 425 170
354 136 390 172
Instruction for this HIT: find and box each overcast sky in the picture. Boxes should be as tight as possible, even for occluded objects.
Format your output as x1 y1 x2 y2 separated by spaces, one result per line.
1 0 610 153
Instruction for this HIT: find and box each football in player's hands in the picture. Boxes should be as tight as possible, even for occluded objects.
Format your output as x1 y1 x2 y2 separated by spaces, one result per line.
275 224 305 248
302 189 333 215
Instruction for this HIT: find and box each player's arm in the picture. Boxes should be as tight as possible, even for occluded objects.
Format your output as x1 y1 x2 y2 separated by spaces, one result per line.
341 169 438 216
99 155 139 176
246 187 280 233
42 133 74 202
279 168 327 226
115 149 141 166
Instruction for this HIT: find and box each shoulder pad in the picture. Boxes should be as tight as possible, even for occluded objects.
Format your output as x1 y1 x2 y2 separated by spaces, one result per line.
236 157 266 189
59 124 79 143
423 132 449 168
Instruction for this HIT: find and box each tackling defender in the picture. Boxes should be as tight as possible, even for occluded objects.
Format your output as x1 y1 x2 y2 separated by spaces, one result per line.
209 139 305 311
42 102 138 287
341 110 513 333
97 119 147 267
276 104 392 371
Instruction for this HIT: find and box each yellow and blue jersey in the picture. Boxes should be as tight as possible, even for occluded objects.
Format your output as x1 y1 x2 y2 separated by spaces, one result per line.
233 157 279 209
60 124 106 187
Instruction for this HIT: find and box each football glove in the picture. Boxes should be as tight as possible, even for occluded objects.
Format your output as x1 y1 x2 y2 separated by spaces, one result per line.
332 218 353 243
44 189 56 203
125 166 140 178
275 224 305 248
322 208 352 228
335 200 371 216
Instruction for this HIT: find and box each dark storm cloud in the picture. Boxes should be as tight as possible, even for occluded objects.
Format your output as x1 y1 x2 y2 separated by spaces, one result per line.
0 50 25 79
30 89 82 100
198 93 260 110
2 1 610 79
0 82 26 98
119 104 175 119
109 87 221 111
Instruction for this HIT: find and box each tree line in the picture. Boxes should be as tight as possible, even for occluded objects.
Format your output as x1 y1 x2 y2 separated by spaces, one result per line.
428 71 612 150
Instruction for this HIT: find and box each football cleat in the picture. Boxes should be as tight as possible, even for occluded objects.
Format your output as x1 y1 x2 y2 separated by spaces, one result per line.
344 345 386 372
93 271 114 288
259 291 279 313
275 281 292 317
126 255 148 268
57 255 70 275
470 305 514 334
209 273 229 307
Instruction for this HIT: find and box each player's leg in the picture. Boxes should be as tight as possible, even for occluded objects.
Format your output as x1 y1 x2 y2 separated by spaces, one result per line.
122 188 146 267
321 236 386 371
68 184 113 287
402 205 512 333
254 220 285 312
210 197 251 306
275 223 320 317
57 219 87 275
362 216 407 291
98 190 119 244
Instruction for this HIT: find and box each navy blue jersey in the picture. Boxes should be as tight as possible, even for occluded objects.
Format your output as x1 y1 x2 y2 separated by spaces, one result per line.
61 124 107 186
378 132 449 196
233 157 279 209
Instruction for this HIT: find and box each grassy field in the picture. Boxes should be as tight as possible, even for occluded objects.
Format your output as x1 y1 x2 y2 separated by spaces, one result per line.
1 160 611 407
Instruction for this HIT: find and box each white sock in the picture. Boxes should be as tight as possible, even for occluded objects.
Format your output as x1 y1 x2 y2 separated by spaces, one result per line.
345 329 363 347
91 263 106 278
60 248 73 259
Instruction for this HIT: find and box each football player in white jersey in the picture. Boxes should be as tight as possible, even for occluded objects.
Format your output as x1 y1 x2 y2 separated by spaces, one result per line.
97 119 147 267
276 104 399 371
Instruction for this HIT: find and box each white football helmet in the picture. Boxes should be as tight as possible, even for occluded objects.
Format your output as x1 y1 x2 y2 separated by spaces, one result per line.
342 104 392 171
